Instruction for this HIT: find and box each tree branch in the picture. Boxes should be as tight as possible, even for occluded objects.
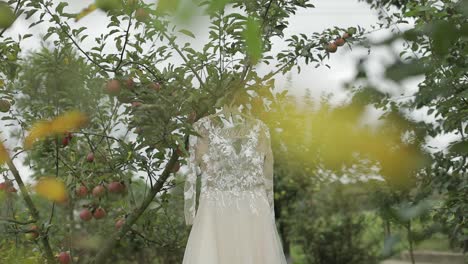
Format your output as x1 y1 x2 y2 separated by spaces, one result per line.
91 150 180 263
161 31 205 89
0 216 36 225
41 1 111 73
114 15 133 72
5 157 56 263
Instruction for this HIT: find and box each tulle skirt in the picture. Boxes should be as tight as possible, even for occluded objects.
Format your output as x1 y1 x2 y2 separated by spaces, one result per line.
182 190 288 264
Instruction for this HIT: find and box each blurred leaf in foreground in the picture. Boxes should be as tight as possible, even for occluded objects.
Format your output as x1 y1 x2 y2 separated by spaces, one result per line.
243 16 263 65
74 4 97 22
34 177 68 203
0 141 9 164
24 110 89 149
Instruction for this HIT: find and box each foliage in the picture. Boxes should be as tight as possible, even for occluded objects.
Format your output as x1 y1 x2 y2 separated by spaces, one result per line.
0 0 374 262
290 182 380 264
354 0 468 251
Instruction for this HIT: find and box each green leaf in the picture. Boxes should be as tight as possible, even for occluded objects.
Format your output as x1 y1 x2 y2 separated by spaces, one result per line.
95 0 122 11
385 59 427 82
206 0 230 14
179 29 195 38
448 140 468 155
242 16 262 65
55 2 69 14
156 0 180 14
429 20 458 56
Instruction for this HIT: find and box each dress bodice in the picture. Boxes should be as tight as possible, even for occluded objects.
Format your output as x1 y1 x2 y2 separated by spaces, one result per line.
184 113 274 225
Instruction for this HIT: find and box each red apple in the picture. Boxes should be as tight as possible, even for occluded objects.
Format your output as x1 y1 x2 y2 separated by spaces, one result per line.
148 82 161 91
134 127 143 134
343 32 352 39
92 185 106 198
131 101 142 108
115 218 125 229
86 152 95 162
79 209 92 221
171 161 181 173
76 185 88 198
176 146 185 157
326 42 337 53
335 37 345 46
135 8 149 22
62 136 69 147
188 111 197 123
93 207 107 219
0 181 8 191
125 78 134 89
105 79 121 96
26 225 39 240
58 251 71 264
108 181 124 193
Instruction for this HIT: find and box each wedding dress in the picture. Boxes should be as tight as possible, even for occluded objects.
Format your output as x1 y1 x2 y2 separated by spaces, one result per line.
182 112 287 264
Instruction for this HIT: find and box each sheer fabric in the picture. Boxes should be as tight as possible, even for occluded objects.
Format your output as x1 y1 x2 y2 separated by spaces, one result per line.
182 113 287 264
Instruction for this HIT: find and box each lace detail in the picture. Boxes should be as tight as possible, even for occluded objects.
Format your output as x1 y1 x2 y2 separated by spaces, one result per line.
184 114 275 225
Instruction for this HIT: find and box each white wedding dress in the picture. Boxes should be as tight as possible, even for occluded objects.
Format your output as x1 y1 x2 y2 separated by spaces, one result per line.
182 112 287 264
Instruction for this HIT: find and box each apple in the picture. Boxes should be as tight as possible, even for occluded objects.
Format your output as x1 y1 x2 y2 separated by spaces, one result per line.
171 161 181 173
335 38 345 46
76 185 88 198
93 207 107 219
92 185 106 198
86 152 95 162
79 209 92 221
0 181 8 191
176 146 185 157
148 82 161 91
0 99 11 112
62 136 70 147
131 101 142 108
115 218 125 229
188 111 197 123
343 32 352 39
105 79 121 96
108 181 124 193
58 251 71 264
26 225 39 240
0 4 15 30
135 8 149 22
134 127 143 134
326 42 337 53
127 0 138 6
66 131 73 140
124 78 134 89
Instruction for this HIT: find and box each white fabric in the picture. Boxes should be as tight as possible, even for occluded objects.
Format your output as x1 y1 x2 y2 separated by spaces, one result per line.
183 113 287 264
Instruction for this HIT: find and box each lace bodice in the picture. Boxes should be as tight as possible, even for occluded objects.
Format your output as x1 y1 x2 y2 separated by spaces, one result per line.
184 113 274 226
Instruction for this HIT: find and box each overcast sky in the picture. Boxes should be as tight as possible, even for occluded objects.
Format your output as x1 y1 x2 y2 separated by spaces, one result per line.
2 0 457 183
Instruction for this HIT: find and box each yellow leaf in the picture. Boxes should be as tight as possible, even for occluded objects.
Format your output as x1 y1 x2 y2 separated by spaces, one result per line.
0 141 9 164
24 110 88 149
24 120 52 149
75 4 97 22
49 110 89 134
35 177 68 203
